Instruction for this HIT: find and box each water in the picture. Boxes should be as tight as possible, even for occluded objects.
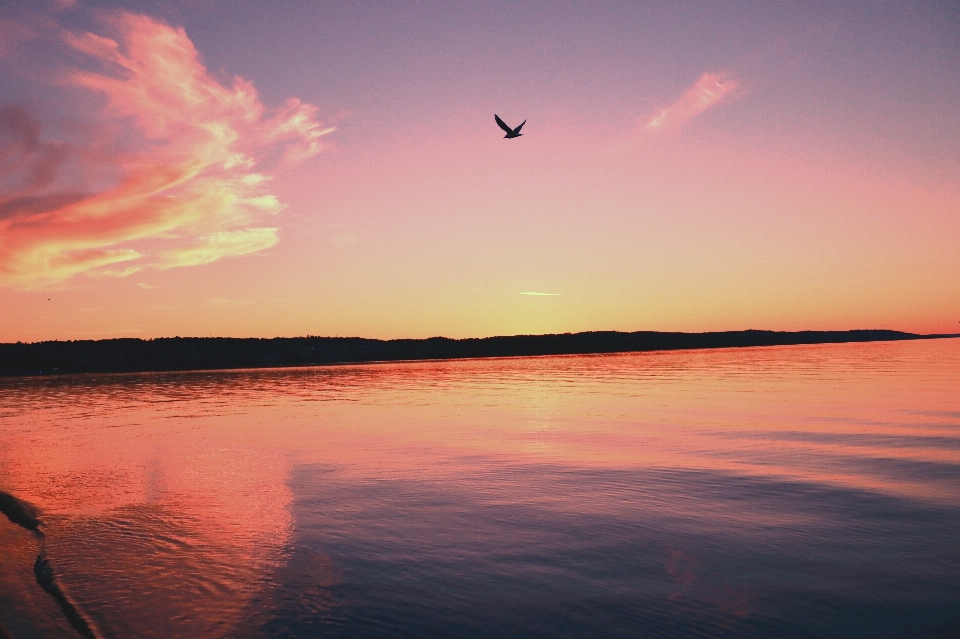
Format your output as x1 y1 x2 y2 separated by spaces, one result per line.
1 339 959 638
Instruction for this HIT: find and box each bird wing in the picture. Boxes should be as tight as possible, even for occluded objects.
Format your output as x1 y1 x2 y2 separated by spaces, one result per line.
495 114 513 133
513 120 526 134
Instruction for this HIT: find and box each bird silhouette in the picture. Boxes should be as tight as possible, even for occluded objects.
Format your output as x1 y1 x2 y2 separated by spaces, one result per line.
495 114 526 139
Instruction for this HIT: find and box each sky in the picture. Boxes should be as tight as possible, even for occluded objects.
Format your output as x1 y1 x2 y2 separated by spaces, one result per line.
0 0 958 341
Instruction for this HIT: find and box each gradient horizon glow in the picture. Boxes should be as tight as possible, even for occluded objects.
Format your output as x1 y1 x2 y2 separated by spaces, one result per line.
1 1 958 341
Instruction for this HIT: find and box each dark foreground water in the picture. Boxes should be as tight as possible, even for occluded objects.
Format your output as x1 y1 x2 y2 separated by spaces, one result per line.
1 339 959 638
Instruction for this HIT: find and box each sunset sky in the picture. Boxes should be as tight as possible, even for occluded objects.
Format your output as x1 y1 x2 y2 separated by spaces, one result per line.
1 0 958 342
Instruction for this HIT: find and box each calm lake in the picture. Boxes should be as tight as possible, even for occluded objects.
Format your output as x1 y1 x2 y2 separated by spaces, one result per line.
1 338 959 638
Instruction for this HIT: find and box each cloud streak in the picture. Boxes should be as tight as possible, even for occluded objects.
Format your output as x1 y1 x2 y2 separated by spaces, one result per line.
160 227 279 269
0 11 331 288
646 72 738 130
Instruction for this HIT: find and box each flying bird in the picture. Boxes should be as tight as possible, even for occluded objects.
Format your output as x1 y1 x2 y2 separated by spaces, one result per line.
495 114 526 139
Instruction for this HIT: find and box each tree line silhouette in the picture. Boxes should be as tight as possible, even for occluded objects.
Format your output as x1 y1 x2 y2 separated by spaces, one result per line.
0 330 950 376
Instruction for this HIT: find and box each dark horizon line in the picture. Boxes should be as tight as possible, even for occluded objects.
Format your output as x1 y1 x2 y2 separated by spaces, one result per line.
1 329 957 378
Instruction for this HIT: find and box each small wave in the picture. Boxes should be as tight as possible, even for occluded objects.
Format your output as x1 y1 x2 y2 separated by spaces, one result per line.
0 491 102 639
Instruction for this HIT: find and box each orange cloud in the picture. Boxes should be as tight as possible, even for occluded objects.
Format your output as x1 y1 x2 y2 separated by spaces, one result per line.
646 72 738 130
0 12 332 288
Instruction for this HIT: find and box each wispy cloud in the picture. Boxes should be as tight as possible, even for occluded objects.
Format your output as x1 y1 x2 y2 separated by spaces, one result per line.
159 227 278 269
136 282 154 289
646 72 738 130
0 11 332 288
520 292 561 296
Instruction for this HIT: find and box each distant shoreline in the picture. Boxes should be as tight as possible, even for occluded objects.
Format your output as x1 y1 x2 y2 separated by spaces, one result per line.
1 330 957 378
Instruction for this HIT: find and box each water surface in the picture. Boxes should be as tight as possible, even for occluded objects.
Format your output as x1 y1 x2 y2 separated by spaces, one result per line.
1 339 959 638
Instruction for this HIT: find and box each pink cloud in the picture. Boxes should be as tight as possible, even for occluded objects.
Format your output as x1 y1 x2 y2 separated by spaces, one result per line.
0 12 332 288
646 72 738 130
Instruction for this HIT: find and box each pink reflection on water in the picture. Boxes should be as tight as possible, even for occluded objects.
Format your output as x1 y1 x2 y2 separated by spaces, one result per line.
0 338 958 636
2 340 959 503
